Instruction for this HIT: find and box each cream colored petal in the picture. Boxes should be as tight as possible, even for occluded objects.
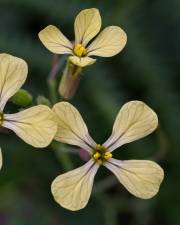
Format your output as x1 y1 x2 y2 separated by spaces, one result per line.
105 158 164 199
53 102 96 152
69 56 96 67
0 148 2 170
51 159 99 211
39 25 73 54
3 105 57 148
74 8 101 46
87 26 127 57
0 53 28 111
103 101 158 152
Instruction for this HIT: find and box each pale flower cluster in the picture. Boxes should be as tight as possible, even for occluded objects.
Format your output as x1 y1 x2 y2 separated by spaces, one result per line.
0 8 164 212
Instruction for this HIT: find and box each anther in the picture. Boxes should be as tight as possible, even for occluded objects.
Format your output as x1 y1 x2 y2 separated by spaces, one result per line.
103 152 112 160
0 112 3 126
92 144 113 164
74 44 87 57
93 152 101 160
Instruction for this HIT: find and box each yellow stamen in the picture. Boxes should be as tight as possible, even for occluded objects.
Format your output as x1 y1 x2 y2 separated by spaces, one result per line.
93 152 101 160
0 112 3 126
104 152 112 160
92 144 112 165
74 44 87 57
96 144 101 148
97 159 103 165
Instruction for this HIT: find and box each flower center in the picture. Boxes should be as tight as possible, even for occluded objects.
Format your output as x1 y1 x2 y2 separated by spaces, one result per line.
73 44 87 57
92 144 112 165
0 112 3 126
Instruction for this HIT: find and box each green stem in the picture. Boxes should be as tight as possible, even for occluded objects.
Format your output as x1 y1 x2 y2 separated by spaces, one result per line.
46 55 74 170
48 79 58 104
95 192 118 225
47 54 65 104
51 142 74 171
93 176 117 194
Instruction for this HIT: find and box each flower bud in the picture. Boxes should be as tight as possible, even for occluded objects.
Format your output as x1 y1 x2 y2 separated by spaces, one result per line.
36 96 52 107
10 89 32 107
59 60 82 100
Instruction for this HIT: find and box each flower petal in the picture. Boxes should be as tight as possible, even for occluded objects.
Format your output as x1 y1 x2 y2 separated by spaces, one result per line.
3 105 57 148
0 53 28 111
105 158 164 199
74 8 101 47
103 101 158 152
53 102 96 152
0 148 2 170
39 25 73 54
51 160 99 211
87 26 127 57
69 56 96 67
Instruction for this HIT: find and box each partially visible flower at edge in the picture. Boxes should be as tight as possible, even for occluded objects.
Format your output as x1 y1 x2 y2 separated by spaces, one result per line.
51 101 164 211
0 149 2 170
38 8 127 99
0 53 57 169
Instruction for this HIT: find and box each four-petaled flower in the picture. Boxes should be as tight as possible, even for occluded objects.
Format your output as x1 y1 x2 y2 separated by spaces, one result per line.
38 8 127 67
51 101 164 211
0 53 57 168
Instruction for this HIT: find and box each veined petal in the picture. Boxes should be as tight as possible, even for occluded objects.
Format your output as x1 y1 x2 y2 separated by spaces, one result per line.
74 8 101 47
53 102 96 152
87 26 127 57
0 54 28 111
39 25 73 54
105 158 164 199
51 159 99 211
69 56 96 67
0 148 2 170
103 101 158 152
3 105 57 148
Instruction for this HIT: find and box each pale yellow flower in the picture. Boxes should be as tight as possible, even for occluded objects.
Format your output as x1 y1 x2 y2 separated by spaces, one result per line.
0 53 57 168
38 8 127 67
51 101 164 211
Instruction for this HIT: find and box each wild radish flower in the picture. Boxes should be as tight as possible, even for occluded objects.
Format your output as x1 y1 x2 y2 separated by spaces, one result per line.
38 8 127 99
51 101 164 211
0 53 57 168
38 8 127 67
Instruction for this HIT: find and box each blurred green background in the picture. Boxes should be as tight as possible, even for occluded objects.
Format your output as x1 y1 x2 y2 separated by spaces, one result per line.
0 0 179 224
